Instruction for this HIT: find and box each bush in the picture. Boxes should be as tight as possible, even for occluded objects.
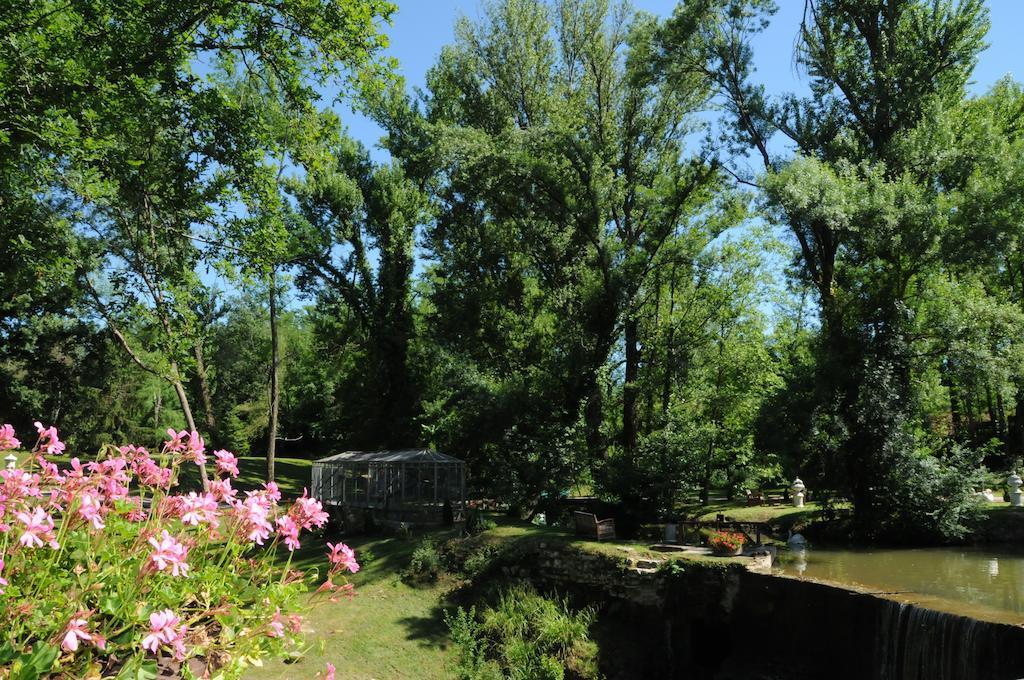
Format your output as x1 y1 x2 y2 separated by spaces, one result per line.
406 538 442 582
445 583 600 680
465 509 497 536
0 422 359 679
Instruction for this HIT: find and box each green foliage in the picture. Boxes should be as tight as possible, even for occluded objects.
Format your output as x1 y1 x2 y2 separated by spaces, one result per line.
445 583 600 680
466 510 499 536
406 538 443 583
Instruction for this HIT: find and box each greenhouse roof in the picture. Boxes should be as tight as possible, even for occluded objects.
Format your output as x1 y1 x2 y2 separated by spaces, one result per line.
314 449 462 464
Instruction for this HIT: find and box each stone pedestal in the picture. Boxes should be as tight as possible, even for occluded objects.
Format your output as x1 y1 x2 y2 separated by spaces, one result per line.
1009 472 1022 507
790 477 806 508
664 522 678 544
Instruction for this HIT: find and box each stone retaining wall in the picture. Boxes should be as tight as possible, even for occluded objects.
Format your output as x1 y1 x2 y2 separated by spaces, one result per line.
492 542 1024 680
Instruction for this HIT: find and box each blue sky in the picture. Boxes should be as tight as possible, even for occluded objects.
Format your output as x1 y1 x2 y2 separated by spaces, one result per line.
343 0 1021 160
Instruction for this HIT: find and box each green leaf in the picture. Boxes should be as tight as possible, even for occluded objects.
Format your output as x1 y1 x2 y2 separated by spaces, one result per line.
9 642 58 680
116 657 158 680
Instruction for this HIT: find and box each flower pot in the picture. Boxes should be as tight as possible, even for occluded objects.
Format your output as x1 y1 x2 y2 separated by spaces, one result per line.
710 545 743 556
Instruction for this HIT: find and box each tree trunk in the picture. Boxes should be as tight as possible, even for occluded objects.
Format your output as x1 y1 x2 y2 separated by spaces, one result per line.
172 367 210 490
154 388 162 430
622 315 640 459
267 266 280 483
662 264 678 415
192 342 218 443
700 446 713 506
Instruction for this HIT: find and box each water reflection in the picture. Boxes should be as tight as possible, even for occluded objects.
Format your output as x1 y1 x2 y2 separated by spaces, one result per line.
773 545 1024 625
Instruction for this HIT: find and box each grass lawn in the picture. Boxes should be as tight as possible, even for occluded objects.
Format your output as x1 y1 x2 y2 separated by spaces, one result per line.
246 531 459 680
244 514 745 680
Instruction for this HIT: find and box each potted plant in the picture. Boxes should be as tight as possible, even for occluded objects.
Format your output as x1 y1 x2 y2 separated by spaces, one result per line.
707 530 746 556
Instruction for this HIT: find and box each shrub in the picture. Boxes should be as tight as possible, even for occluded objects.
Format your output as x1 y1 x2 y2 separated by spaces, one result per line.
465 509 497 536
445 583 600 680
0 422 359 679
406 538 442 582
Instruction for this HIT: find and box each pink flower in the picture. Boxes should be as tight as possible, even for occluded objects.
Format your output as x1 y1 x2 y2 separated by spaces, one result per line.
145 530 190 577
0 424 20 451
213 450 239 478
232 496 273 545
88 457 131 500
1 468 42 503
16 507 58 549
61 616 94 653
287 613 303 634
209 478 237 503
325 663 336 680
263 481 282 503
142 609 187 661
78 490 105 530
35 455 62 482
118 444 148 461
183 431 206 465
133 455 172 489
125 497 148 522
327 542 360 574
179 492 220 528
291 491 329 530
276 515 301 551
267 607 285 638
0 557 8 594
32 421 65 456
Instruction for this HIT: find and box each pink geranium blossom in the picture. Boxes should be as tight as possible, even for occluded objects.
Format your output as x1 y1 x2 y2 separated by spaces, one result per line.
78 490 106 530
142 609 187 661
0 424 20 451
213 449 239 478
1 468 42 503
275 515 301 551
290 491 329 530
183 431 206 465
144 530 190 577
325 663 336 680
179 492 220 528
133 455 172 489
33 421 65 456
232 496 273 545
16 507 58 549
0 557 8 594
326 542 360 574
209 477 237 503
163 428 188 453
61 615 102 653
267 607 285 638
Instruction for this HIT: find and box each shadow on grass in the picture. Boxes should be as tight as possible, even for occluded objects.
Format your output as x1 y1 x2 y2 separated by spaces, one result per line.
396 603 452 648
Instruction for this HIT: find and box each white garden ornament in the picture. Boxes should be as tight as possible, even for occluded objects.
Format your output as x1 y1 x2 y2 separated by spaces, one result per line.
790 477 806 508
1008 472 1022 508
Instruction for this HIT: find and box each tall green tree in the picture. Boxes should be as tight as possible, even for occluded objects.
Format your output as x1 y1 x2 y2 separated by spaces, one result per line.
665 0 1008 537
288 131 428 448
379 0 729 493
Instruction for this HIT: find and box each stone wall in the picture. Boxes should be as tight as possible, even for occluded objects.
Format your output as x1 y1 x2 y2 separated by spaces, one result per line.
491 542 1024 680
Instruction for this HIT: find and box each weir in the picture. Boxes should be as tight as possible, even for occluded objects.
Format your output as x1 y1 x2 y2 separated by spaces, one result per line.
496 543 1024 680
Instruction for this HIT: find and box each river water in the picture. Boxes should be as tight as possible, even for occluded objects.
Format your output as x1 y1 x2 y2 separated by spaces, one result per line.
773 545 1024 626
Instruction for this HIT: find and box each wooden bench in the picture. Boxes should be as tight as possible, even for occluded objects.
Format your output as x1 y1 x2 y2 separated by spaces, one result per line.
573 511 616 541
745 489 764 506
